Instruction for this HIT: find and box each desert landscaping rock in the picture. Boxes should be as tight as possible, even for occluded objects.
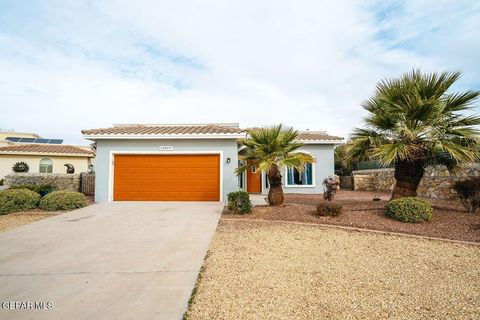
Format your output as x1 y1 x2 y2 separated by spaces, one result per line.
224 191 480 243
186 220 480 320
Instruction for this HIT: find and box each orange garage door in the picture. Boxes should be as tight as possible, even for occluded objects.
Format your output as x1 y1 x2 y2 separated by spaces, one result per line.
113 154 220 201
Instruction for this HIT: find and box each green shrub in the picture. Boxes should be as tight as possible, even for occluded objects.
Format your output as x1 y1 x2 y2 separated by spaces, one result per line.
454 178 480 214
385 197 433 223
227 191 252 214
39 191 87 211
0 179 3 186
0 189 41 214
316 201 343 216
10 184 54 196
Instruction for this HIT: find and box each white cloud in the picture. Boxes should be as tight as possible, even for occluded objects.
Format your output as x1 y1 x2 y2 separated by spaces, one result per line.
0 0 478 144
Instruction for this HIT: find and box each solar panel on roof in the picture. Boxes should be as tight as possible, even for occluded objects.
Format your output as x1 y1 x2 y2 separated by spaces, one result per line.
5 137 21 142
5 136 64 144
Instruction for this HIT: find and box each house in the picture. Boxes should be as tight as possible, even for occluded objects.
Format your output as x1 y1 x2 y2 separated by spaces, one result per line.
0 131 95 179
82 123 343 202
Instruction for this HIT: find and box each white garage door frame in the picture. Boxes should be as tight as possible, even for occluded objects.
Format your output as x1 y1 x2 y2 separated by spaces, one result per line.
108 150 224 202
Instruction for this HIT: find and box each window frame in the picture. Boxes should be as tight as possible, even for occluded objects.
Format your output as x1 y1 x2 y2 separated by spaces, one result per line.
39 158 53 173
284 162 315 188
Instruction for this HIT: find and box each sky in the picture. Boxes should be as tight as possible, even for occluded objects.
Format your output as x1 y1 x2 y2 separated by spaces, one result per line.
0 0 479 145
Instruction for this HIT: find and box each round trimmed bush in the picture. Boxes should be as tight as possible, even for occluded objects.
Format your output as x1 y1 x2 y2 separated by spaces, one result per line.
227 191 252 214
316 201 343 217
385 197 433 223
39 191 87 211
0 189 41 214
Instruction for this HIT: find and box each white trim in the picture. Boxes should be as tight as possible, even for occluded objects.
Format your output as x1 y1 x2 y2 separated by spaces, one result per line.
108 150 224 202
83 133 246 140
284 163 316 188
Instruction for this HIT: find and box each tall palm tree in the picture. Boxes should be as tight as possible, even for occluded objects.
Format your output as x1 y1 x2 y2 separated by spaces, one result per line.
347 70 480 199
236 125 314 206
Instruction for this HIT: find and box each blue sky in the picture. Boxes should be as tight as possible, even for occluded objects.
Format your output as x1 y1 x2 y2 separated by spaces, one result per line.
0 0 479 145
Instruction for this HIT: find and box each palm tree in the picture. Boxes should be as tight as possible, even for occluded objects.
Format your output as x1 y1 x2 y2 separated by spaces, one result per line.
236 125 315 205
347 70 480 199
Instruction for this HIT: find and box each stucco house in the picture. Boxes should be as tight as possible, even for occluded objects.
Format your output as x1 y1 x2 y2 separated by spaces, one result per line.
82 123 343 202
0 131 95 179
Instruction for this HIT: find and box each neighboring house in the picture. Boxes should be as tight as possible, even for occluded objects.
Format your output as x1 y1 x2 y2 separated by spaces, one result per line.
82 123 343 202
0 131 95 179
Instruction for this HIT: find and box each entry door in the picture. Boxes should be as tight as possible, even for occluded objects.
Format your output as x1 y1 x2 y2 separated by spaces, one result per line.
246 162 261 193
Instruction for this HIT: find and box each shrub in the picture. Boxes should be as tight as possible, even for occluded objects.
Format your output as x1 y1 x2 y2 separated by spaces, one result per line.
316 201 343 217
0 179 3 186
385 197 433 223
227 191 252 214
0 189 41 214
454 177 480 214
10 184 54 197
322 176 339 201
39 191 87 211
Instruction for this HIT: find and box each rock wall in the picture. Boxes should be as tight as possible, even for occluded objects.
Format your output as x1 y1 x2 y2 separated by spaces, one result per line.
4 173 81 192
352 163 480 199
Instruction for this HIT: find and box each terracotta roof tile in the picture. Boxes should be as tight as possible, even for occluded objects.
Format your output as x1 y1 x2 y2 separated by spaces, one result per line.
0 144 94 156
296 131 343 141
82 124 244 136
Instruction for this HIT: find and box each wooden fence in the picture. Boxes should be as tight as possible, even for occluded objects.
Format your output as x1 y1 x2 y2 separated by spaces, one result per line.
80 172 95 196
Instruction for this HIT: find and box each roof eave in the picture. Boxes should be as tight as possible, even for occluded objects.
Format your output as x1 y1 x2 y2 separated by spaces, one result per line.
296 139 344 145
0 151 94 157
82 133 247 140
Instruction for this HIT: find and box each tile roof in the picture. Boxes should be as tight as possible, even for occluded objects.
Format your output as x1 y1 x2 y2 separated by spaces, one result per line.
82 124 245 136
0 144 94 156
296 131 343 141
82 124 343 142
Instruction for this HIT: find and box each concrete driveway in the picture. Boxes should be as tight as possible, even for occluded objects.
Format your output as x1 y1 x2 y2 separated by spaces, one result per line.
0 201 223 320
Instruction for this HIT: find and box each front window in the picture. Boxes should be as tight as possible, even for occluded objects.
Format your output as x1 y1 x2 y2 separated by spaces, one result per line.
238 160 245 190
286 163 313 186
39 158 53 173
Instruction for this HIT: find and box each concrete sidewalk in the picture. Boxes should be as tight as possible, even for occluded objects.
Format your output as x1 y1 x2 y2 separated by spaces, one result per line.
0 201 222 320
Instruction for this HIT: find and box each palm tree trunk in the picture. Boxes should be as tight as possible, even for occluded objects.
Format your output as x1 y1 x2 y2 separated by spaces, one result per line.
391 159 425 200
267 164 284 206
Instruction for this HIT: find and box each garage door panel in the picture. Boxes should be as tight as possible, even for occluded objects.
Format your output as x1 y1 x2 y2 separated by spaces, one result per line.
114 154 220 201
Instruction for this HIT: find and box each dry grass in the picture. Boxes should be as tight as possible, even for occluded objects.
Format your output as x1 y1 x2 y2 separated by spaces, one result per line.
0 211 57 232
0 196 94 232
186 220 480 320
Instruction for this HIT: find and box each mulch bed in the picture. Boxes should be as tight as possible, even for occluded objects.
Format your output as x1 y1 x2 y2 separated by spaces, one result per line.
223 190 480 243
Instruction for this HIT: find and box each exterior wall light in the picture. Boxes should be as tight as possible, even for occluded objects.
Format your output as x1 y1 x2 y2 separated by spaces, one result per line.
226 157 231 164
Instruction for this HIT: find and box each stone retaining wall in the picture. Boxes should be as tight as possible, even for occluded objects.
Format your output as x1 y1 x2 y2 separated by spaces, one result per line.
352 163 480 199
4 173 81 192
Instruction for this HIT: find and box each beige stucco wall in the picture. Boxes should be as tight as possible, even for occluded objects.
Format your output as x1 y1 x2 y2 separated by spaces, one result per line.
0 155 91 179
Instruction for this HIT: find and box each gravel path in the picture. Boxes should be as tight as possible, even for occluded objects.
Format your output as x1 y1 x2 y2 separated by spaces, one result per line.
186 220 480 320
0 212 57 232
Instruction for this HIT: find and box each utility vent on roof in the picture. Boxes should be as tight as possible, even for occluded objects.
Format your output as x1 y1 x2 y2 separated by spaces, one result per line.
6 137 63 144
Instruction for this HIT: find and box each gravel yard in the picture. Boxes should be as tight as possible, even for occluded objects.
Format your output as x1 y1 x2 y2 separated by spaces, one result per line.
224 191 480 242
186 220 480 320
